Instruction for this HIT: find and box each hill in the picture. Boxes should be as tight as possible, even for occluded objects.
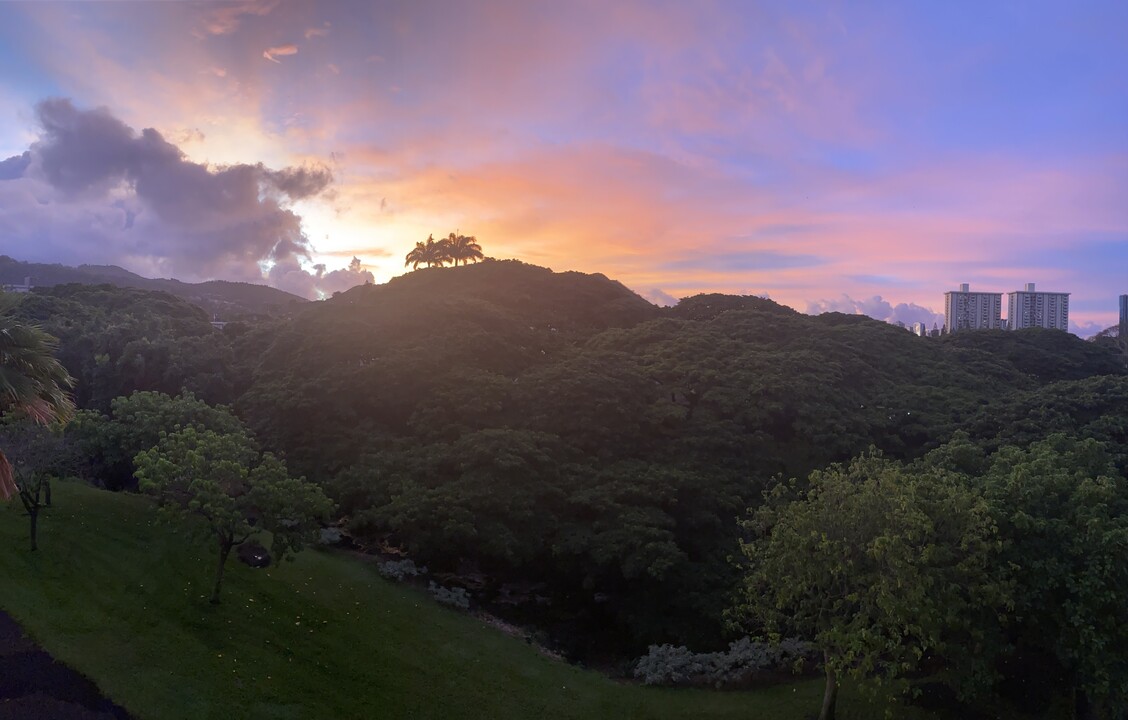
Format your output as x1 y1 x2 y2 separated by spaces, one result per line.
939 326 1125 381
227 261 1128 653
8 258 1128 670
0 482 928 720
239 259 661 474
0 255 306 318
8 284 244 411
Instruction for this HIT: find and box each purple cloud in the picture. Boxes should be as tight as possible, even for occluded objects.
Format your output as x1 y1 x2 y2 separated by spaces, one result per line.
637 287 679 307
807 294 944 329
0 98 365 299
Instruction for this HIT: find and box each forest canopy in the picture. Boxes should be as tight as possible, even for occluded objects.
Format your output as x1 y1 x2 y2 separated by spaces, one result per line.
4 259 1127 717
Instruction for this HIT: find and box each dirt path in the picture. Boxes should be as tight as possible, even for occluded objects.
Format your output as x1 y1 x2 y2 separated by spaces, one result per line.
0 611 133 720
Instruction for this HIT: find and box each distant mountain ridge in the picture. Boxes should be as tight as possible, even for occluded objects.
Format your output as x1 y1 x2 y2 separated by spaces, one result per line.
0 255 307 318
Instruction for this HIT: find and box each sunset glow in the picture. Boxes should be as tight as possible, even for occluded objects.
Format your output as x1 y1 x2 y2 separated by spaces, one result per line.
1 1 1125 333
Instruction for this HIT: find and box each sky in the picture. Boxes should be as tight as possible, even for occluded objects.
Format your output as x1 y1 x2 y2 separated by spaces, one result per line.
0 1 1125 334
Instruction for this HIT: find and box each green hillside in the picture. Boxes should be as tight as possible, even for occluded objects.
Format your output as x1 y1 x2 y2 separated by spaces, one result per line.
4 261 1124 716
0 482 925 720
230 263 1127 652
9 284 242 411
9 262 1127 659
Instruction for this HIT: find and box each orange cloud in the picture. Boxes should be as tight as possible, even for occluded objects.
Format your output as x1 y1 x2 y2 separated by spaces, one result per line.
6 0 1125 333
323 132 1126 333
199 0 278 36
263 44 298 63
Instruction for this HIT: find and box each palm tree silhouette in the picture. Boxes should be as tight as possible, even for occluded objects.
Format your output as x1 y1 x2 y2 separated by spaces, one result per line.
405 233 482 270
431 234 453 267
405 235 449 268
0 314 75 500
405 240 429 269
446 233 483 266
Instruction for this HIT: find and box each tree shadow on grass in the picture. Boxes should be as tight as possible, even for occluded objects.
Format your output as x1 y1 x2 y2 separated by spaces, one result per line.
0 612 133 720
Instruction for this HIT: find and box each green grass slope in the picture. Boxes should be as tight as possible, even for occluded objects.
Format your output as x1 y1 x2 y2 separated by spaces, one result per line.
0 483 932 720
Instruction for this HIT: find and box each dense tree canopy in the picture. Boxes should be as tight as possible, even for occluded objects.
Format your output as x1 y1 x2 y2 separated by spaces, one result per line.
13 260 1128 701
7 285 242 410
67 390 248 490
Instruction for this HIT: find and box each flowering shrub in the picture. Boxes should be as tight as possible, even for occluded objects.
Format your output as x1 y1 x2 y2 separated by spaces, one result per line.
633 637 811 687
377 559 426 581
429 582 471 610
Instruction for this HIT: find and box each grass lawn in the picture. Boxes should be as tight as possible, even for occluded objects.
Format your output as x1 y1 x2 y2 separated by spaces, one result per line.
0 481 942 720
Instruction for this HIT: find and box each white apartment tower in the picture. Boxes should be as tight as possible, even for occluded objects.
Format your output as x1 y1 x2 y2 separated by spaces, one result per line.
1007 283 1070 331
944 283 1002 332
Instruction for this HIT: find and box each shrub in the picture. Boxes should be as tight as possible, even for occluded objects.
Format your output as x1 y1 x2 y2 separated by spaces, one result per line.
633 637 811 687
429 582 470 610
377 559 426 581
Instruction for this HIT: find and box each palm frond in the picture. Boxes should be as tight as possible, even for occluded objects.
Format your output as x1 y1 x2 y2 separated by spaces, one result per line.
0 317 76 427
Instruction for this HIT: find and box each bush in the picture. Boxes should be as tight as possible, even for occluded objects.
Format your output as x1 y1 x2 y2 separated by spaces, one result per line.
377 559 426 581
429 582 470 610
633 637 811 687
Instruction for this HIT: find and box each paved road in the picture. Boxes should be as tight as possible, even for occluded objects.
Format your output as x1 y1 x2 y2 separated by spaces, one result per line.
0 611 133 720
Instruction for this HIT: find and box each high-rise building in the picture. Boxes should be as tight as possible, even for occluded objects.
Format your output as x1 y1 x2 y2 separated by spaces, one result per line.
1007 283 1070 331
944 283 1002 333
1120 294 1127 338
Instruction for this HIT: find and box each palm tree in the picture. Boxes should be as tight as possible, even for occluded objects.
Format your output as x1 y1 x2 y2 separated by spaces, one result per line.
406 235 456 270
446 233 483 266
405 240 429 269
429 234 453 267
0 315 75 500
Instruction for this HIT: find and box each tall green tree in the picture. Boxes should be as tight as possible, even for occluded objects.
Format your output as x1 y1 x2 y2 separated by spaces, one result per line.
733 453 1004 720
0 313 75 501
134 427 333 603
978 435 1128 719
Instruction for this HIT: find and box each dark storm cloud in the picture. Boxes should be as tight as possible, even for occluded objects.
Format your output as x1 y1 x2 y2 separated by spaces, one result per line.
33 99 141 194
32 98 331 214
0 152 31 180
0 98 357 298
264 166 334 198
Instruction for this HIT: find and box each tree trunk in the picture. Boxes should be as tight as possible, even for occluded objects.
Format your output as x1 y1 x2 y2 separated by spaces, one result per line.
819 651 838 720
28 508 38 552
18 487 40 551
210 539 233 604
44 479 51 507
